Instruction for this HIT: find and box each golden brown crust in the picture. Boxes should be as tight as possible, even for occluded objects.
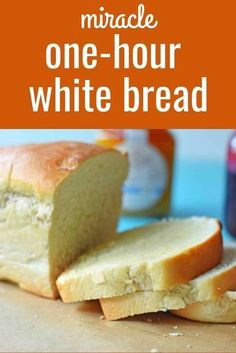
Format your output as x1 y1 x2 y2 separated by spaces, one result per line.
0 142 115 199
196 262 236 300
157 222 223 289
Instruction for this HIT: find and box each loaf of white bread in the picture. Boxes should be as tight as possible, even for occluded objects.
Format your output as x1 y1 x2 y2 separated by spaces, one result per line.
0 142 128 298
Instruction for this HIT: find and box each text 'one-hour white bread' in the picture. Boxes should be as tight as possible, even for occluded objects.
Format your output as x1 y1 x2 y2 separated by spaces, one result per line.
100 248 236 320
0 142 128 299
57 217 222 303
171 291 236 323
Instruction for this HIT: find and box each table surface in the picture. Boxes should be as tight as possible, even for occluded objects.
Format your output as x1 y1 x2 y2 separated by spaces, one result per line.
1 282 236 353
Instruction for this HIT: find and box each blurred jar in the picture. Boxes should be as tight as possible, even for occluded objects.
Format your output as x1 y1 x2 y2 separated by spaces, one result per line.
96 129 175 216
225 131 236 238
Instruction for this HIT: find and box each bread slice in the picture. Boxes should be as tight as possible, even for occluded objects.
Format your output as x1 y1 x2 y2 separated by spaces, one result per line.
57 217 222 303
171 291 236 323
0 142 128 299
100 248 236 320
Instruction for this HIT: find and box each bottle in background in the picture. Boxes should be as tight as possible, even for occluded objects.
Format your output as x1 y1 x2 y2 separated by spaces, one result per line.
225 131 236 238
96 129 175 216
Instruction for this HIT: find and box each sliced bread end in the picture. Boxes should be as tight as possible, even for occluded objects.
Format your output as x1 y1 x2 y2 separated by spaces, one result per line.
57 217 223 303
171 291 236 323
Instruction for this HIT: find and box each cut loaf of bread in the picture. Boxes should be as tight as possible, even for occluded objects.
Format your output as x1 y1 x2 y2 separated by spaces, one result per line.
100 248 236 320
0 142 128 298
171 291 236 323
57 217 222 303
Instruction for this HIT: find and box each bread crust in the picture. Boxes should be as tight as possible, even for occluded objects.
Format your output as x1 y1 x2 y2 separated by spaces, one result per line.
171 292 236 323
0 141 117 199
150 221 223 290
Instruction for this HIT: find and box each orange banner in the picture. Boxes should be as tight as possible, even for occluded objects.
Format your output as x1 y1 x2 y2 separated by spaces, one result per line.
0 0 235 128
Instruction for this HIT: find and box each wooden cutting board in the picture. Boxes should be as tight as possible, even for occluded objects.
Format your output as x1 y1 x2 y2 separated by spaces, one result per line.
0 282 235 352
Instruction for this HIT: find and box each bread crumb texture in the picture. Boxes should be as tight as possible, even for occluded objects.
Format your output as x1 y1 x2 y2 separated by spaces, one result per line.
57 217 222 303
